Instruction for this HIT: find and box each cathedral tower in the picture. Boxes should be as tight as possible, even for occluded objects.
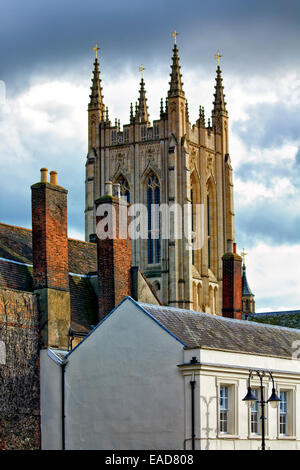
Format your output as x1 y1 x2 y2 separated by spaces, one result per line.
85 35 235 314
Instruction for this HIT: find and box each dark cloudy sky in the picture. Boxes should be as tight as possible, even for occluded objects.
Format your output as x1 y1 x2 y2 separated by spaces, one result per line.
0 0 300 311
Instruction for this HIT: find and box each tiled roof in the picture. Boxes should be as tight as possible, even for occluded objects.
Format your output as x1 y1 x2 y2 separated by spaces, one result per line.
0 222 97 274
0 222 97 333
139 303 300 358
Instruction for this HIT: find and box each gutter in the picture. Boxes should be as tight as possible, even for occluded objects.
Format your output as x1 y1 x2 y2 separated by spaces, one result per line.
189 356 198 450
61 360 67 450
190 375 196 450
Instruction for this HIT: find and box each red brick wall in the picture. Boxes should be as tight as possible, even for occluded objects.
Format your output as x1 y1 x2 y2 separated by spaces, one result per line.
96 197 132 320
222 253 242 319
31 183 69 291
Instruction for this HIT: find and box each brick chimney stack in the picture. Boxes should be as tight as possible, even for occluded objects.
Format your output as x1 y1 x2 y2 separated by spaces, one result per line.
96 182 132 321
31 169 71 349
222 242 242 319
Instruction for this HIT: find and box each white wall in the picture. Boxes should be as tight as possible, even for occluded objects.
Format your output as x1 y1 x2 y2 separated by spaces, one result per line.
40 349 62 450
64 298 185 450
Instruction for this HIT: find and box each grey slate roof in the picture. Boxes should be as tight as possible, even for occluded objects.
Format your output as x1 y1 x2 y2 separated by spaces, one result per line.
139 303 300 359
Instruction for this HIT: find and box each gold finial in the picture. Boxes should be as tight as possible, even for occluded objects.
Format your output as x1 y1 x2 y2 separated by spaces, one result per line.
171 28 179 45
139 64 145 79
93 43 100 59
214 49 223 66
240 248 248 266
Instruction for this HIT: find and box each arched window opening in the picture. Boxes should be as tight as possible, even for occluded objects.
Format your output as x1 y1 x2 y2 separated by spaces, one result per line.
197 283 202 311
207 194 211 269
146 174 160 264
214 287 218 315
190 172 200 269
153 281 161 292
207 179 217 275
117 175 130 203
193 282 197 311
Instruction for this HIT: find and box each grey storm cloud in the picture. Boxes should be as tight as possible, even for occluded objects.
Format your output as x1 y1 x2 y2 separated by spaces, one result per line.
235 143 300 248
0 0 300 93
233 102 300 150
236 199 300 248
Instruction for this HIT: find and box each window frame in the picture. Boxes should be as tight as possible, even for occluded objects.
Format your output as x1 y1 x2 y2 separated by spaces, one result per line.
276 385 296 439
216 378 239 438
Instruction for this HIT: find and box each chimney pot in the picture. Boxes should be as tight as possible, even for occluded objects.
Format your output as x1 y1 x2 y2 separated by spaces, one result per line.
233 242 237 254
50 171 58 185
40 168 48 183
105 181 113 196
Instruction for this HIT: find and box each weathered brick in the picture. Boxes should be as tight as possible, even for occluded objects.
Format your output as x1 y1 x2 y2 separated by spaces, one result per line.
222 249 242 320
31 182 69 291
96 197 132 320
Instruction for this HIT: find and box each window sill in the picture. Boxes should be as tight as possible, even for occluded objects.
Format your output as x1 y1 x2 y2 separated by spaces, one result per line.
277 435 296 440
217 434 239 439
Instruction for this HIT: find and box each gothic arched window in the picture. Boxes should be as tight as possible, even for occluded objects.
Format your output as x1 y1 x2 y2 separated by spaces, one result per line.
207 179 217 274
117 175 130 203
190 172 200 269
207 194 211 269
146 174 160 264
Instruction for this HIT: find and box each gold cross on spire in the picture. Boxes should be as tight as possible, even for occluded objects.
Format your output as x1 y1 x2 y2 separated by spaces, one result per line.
171 28 179 45
139 64 145 79
240 248 248 266
214 49 223 66
93 43 100 59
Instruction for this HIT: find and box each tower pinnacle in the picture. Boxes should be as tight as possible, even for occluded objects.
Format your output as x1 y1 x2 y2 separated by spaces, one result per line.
168 35 185 99
136 76 149 123
213 65 227 114
88 52 105 117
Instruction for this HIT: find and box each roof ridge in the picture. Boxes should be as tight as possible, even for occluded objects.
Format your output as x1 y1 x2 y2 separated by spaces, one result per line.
140 303 300 333
0 222 32 232
0 221 95 246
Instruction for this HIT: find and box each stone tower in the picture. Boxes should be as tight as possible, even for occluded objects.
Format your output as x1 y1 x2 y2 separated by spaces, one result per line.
85 38 235 314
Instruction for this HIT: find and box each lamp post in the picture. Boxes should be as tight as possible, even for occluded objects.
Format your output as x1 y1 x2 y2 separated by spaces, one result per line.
242 370 281 450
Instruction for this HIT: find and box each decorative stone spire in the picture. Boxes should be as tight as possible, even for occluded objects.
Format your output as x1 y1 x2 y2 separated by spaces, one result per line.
136 78 149 123
130 103 134 124
160 98 164 119
168 43 185 99
213 66 227 115
185 100 190 122
198 105 205 128
88 57 105 118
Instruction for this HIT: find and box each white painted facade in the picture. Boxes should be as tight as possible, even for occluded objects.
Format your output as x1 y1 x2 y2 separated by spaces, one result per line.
40 297 300 450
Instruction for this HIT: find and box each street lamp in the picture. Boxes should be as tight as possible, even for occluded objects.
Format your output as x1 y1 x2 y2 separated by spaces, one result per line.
242 370 281 450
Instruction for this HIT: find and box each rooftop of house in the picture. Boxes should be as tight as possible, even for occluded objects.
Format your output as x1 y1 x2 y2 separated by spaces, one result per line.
0 222 98 333
139 302 300 359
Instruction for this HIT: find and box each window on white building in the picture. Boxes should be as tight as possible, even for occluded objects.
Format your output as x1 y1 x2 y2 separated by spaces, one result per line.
218 382 237 436
250 388 260 434
219 386 229 433
280 391 289 436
